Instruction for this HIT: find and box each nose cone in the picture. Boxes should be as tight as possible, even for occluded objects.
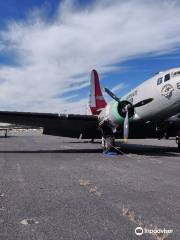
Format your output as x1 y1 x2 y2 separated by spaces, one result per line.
111 100 134 125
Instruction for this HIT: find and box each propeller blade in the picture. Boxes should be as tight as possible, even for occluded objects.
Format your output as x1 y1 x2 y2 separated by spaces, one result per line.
122 98 153 143
133 98 154 108
104 88 120 102
123 110 129 143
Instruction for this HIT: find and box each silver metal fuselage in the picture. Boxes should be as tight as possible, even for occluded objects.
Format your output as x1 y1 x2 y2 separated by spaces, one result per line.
122 68 180 121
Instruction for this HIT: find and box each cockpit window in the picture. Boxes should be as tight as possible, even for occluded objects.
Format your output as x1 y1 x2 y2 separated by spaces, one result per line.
157 77 163 85
164 73 170 82
171 71 180 77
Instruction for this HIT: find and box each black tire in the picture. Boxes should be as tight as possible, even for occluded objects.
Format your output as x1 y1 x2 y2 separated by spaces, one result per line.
5 130 7 138
178 141 180 152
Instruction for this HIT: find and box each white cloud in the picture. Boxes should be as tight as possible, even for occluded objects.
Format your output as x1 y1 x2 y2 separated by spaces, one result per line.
111 83 125 93
0 0 180 113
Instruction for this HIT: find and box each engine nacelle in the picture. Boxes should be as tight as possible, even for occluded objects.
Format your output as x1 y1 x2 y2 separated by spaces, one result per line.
98 100 134 128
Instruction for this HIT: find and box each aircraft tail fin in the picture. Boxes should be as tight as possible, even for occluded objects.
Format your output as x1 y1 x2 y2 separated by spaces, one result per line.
89 69 107 115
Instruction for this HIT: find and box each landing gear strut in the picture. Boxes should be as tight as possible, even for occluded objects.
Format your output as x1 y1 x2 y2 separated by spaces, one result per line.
101 135 115 152
100 125 121 154
5 129 8 138
100 126 116 153
176 136 180 152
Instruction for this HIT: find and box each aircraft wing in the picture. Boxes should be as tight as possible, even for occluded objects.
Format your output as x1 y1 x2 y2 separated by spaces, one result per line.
0 111 100 139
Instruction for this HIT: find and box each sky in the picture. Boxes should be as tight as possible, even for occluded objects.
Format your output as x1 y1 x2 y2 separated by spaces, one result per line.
1 0 180 114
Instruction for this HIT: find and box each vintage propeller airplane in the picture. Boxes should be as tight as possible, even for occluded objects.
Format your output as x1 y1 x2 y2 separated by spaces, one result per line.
0 68 180 152
89 68 180 151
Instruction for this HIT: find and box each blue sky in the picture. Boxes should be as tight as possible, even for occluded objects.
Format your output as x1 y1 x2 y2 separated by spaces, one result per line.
0 0 57 26
0 0 180 113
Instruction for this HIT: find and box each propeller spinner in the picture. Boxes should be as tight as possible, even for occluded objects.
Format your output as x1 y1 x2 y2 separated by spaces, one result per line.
104 87 153 142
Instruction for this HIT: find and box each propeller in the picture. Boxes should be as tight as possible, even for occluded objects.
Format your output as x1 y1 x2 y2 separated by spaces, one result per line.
123 107 129 143
122 98 154 142
104 87 154 143
133 98 154 108
104 88 121 103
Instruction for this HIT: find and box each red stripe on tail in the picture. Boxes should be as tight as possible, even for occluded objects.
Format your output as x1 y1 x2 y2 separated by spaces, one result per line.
89 69 107 115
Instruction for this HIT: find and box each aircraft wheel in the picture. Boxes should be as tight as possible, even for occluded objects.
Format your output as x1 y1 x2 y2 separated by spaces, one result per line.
177 142 180 152
176 136 180 152
178 141 180 152
164 132 169 139
5 130 7 138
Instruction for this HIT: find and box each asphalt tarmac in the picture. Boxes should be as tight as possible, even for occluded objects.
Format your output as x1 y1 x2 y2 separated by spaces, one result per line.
0 131 180 240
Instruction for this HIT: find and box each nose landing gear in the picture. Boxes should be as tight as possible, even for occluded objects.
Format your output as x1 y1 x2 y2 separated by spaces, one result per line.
101 135 115 152
100 126 118 153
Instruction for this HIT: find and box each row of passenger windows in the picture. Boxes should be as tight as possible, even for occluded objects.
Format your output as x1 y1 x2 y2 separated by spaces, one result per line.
157 71 180 85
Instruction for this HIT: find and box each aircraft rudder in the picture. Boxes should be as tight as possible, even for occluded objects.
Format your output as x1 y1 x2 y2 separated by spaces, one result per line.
89 69 107 115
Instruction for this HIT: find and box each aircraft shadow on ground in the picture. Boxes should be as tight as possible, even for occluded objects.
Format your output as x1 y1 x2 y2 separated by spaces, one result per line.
0 149 103 154
0 143 178 156
68 141 101 144
118 143 179 157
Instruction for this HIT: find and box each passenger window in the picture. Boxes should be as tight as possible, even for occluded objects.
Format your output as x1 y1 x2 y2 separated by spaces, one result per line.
157 77 162 85
164 73 170 82
172 71 180 77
